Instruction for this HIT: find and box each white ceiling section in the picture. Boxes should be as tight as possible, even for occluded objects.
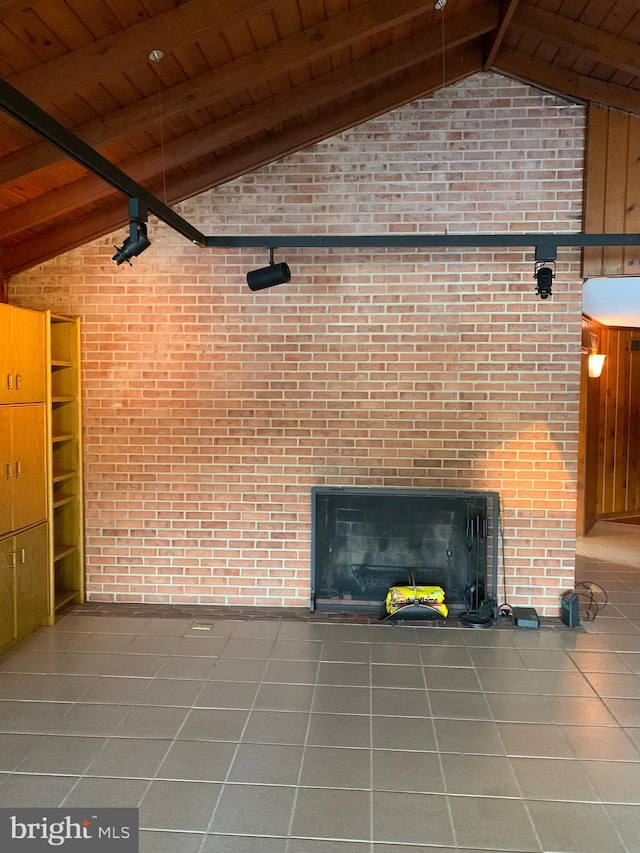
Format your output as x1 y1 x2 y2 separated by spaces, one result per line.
582 278 640 328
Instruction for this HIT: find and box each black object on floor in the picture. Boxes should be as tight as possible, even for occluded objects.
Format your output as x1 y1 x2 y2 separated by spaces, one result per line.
512 606 539 629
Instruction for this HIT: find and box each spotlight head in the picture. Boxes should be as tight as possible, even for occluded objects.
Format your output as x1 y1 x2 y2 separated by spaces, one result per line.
247 250 291 291
534 263 554 299
112 219 150 266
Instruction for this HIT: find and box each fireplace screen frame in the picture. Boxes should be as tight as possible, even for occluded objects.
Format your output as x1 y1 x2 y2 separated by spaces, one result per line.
310 486 500 617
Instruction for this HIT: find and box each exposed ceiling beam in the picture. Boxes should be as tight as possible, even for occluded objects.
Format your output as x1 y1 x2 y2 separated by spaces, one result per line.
510 1 640 78
483 0 521 69
3 0 283 102
0 0 441 186
0 16 497 239
493 48 640 114
1 45 484 275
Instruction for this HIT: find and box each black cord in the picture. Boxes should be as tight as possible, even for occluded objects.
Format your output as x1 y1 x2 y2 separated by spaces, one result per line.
573 581 608 621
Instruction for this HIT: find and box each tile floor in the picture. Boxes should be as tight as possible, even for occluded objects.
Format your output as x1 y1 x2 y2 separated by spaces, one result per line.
0 519 639 852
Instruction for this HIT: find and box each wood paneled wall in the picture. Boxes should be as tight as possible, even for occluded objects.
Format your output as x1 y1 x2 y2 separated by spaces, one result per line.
583 105 640 277
593 325 640 518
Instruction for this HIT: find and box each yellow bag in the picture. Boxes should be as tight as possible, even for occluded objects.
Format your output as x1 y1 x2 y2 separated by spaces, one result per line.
384 585 448 618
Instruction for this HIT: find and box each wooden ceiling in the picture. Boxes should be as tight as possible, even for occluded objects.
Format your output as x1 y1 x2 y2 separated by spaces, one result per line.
1 0 639 278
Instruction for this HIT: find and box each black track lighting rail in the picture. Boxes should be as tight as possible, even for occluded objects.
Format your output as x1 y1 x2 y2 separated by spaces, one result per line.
3 75 640 260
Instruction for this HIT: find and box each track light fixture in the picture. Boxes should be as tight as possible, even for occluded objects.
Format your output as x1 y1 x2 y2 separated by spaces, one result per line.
112 199 151 265
534 262 554 299
247 247 291 291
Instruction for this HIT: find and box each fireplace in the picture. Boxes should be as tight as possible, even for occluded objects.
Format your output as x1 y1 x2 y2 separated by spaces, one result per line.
311 487 499 618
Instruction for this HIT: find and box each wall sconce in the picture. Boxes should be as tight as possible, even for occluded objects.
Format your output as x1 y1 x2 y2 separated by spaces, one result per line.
247 247 291 291
588 353 606 378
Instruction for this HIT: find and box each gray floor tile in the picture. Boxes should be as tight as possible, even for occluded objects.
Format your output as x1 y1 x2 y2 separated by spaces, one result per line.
371 664 425 689
435 719 506 755
321 641 371 663
270 640 323 661
195 680 260 709
140 779 221 831
0 700 73 733
299 746 370 789
317 662 370 686
61 776 148 807
254 683 314 711
140 830 205 853
528 800 626 853
292 787 370 840
372 748 444 793
449 796 539 851
423 666 481 691
371 791 453 846
371 643 421 665
276 621 326 641
201 835 287 853
585 671 640 698
419 645 474 667
0 673 43 699
313 685 370 715
604 804 640 853
219 638 275 659
78 676 149 704
307 713 370 748
568 651 634 672
231 621 281 640
429 690 491 720
0 732 43 771
136 677 204 706
497 722 573 758
241 710 309 745
86 737 172 778
169 636 228 657
207 658 266 682
178 708 249 742
560 724 640 760
212 784 295 836
139 617 195 636
157 740 236 782
114 705 189 739
0 773 79 806
262 660 319 684
16 734 106 775
581 758 640 803
441 753 521 797
290 841 369 853
371 687 428 717
509 756 599 802
228 743 304 785
516 648 578 670
602 696 640 727
156 655 217 679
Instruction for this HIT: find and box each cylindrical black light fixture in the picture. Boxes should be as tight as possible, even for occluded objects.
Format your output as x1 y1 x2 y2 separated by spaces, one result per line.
247 247 291 290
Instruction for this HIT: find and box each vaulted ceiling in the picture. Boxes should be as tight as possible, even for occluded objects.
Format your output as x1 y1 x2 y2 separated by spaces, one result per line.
1 0 639 278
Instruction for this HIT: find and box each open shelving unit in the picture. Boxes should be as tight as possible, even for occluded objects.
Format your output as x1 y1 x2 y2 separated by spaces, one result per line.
46 312 84 617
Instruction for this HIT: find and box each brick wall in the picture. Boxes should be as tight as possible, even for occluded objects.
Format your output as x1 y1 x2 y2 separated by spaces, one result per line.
9 73 586 615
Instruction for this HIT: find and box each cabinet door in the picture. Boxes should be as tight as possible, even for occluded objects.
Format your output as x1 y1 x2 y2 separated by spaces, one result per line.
12 307 46 403
11 405 47 531
0 305 12 404
0 535 17 649
15 523 48 638
0 408 12 535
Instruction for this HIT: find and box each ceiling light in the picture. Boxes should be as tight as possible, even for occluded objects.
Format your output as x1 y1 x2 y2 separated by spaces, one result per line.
247 248 291 291
112 199 151 265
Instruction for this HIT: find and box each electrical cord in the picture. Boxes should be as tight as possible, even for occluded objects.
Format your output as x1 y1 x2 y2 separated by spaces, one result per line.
573 581 608 621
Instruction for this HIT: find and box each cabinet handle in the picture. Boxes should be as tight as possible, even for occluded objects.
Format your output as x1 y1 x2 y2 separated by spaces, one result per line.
5 373 11 391
15 460 21 477
15 373 22 390
4 462 11 479
8 551 16 568
19 549 26 564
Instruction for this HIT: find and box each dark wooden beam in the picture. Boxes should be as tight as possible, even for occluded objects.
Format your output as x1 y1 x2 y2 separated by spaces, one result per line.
484 0 521 69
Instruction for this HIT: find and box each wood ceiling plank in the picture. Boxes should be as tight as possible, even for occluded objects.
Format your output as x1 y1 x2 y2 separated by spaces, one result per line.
7 0 285 102
0 12 495 239
511 0 640 78
493 46 640 114
0 43 483 276
0 0 444 185
484 0 521 69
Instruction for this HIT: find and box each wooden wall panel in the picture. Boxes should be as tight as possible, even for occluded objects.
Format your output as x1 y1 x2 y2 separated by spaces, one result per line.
583 105 640 277
595 326 640 517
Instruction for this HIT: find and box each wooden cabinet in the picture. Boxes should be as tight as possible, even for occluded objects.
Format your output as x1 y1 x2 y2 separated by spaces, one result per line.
0 405 47 535
47 312 85 615
0 523 49 652
0 304 83 653
0 302 46 404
